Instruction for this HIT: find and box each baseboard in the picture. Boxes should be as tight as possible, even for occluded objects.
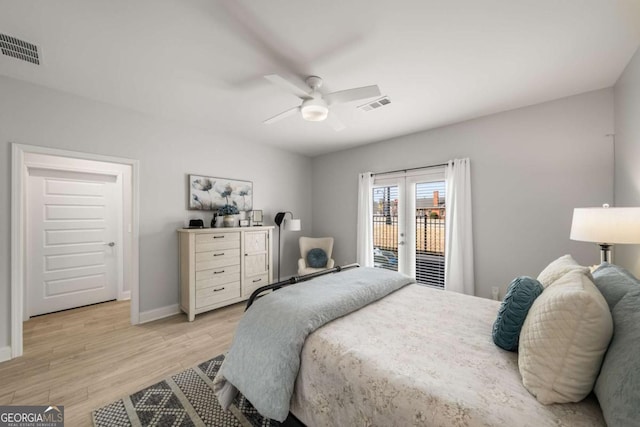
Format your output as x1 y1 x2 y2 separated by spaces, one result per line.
139 304 180 324
0 346 12 363
118 290 131 301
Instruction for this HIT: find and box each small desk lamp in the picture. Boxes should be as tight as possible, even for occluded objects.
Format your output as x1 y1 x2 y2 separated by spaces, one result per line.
570 204 640 263
274 211 301 281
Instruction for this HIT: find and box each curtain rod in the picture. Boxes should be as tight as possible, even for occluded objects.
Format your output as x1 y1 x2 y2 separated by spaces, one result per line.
372 162 449 177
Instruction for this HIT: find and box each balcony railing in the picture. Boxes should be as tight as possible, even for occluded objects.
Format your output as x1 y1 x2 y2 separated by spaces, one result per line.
372 214 445 288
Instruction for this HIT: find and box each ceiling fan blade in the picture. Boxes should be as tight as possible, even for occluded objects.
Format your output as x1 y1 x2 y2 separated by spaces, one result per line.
325 85 381 105
264 74 312 100
325 112 346 132
263 106 300 124
215 2 314 78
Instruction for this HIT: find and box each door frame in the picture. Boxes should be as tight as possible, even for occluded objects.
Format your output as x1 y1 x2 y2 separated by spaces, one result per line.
11 143 140 359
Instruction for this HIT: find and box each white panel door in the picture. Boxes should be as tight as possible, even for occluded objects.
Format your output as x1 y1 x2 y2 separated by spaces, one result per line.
27 169 121 316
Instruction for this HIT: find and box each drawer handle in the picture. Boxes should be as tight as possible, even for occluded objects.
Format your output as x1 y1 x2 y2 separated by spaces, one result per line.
213 253 225 257
213 236 225 239
213 287 225 292
213 270 225 274
252 278 262 283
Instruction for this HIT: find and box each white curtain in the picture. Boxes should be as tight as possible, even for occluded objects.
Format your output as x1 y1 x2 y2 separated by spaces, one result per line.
357 172 374 267
445 158 475 295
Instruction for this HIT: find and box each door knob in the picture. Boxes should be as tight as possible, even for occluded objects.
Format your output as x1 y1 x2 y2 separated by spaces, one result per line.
106 242 115 247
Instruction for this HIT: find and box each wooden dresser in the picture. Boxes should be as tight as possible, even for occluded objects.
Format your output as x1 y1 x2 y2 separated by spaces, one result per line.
178 226 273 321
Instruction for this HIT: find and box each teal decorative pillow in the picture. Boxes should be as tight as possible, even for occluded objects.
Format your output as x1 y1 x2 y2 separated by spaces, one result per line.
595 289 640 426
307 248 328 268
492 276 543 351
592 262 640 310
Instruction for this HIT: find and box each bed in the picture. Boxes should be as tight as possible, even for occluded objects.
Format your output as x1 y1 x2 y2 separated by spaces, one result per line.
290 283 604 426
215 267 605 426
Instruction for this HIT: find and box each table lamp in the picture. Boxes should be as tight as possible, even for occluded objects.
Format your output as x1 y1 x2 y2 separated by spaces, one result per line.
570 204 640 263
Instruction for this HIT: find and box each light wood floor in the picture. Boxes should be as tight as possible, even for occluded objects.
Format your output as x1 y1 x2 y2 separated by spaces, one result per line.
0 300 245 426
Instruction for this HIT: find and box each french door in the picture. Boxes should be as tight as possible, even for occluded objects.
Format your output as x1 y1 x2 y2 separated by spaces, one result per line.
372 168 446 287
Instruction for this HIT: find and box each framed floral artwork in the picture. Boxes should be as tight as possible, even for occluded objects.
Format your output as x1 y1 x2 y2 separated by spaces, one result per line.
188 175 253 212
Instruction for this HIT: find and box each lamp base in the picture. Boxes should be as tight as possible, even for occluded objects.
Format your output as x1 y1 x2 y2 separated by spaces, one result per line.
599 243 612 264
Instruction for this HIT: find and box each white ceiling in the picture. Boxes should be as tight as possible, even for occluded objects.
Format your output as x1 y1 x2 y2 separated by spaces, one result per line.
1 1 639 157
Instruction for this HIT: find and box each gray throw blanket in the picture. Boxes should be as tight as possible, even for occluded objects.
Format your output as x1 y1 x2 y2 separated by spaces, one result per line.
213 267 415 421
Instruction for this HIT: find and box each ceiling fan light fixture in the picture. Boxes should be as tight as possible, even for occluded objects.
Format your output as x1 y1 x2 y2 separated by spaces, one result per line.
263 74 381 129
301 98 328 122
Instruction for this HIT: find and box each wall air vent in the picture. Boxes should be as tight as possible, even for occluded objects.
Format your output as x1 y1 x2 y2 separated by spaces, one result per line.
357 96 391 112
0 33 40 65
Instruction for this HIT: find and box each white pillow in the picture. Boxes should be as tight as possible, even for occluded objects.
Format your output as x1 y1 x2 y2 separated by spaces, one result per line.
518 270 613 404
537 254 590 288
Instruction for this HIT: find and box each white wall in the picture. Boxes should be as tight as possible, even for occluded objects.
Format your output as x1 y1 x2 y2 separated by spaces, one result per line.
311 89 614 299
614 47 640 275
0 76 312 350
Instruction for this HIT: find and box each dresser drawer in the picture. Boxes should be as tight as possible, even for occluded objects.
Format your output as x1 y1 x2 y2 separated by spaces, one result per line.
196 234 240 253
196 282 240 308
243 273 269 297
195 249 240 271
197 271 240 290
195 264 241 283
195 232 240 245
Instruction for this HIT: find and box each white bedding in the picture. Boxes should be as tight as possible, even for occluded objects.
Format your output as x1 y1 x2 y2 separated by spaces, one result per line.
290 284 605 426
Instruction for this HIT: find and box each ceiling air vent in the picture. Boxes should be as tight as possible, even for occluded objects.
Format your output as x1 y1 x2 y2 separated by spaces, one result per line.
357 96 391 112
0 33 40 65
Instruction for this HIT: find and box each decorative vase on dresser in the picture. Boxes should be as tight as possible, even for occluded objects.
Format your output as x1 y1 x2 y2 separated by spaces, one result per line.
223 215 235 227
178 226 273 321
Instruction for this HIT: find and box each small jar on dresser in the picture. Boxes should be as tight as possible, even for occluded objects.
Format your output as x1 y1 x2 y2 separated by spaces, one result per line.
177 226 274 321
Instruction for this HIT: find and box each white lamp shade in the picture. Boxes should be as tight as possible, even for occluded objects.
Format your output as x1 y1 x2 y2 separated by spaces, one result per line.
570 207 640 244
284 218 301 231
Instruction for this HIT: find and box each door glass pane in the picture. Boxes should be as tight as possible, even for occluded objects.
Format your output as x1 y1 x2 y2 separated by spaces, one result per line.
372 185 399 271
415 181 446 287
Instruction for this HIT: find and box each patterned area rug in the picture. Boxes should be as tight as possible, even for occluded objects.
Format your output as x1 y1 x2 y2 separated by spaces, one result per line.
92 354 280 427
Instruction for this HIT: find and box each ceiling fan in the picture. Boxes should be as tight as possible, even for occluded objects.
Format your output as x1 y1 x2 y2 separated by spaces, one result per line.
263 74 381 131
